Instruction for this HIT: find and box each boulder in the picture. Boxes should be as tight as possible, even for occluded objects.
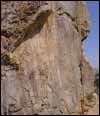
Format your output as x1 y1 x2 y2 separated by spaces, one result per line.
1 1 95 115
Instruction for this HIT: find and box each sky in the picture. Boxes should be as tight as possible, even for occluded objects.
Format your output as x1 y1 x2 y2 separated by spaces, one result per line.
83 1 99 69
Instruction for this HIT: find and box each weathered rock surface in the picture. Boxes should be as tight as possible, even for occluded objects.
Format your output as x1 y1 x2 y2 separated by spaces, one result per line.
1 1 95 115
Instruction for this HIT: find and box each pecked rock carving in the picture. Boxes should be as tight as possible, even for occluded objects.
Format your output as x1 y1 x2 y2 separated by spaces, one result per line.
1 1 95 115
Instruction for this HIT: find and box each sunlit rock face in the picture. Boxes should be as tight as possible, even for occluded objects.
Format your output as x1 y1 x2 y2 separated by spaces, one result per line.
1 1 94 115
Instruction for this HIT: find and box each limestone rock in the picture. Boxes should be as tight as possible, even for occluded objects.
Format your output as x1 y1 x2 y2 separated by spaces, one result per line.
1 1 95 115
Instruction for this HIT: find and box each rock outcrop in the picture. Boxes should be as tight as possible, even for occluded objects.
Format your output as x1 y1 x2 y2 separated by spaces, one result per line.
1 1 95 115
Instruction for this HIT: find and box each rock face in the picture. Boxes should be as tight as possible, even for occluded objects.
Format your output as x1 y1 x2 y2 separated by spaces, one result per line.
1 1 95 115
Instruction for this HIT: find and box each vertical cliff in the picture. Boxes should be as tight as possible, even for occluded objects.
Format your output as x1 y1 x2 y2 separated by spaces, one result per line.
1 1 95 115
